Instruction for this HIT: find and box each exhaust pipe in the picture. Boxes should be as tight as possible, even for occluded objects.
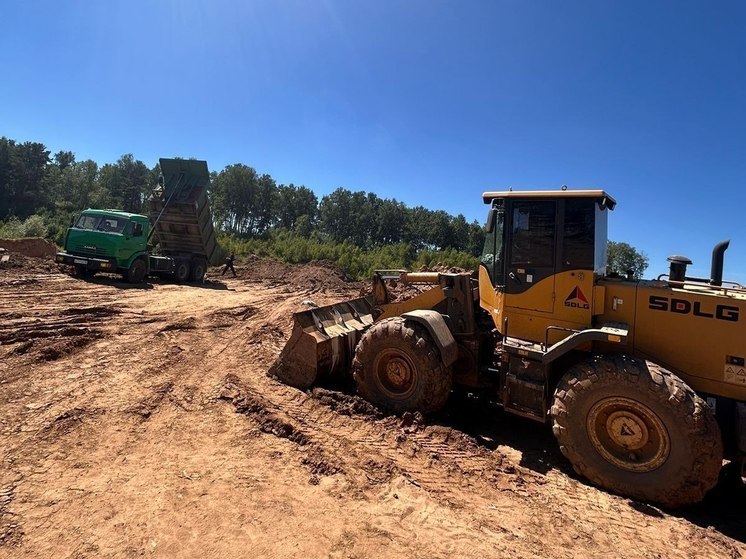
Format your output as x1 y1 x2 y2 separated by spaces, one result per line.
710 240 730 287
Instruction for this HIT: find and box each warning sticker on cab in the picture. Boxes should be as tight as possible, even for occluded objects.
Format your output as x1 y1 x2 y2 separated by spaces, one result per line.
724 365 746 385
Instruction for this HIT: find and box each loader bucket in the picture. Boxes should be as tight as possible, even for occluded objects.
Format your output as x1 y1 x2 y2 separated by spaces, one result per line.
270 296 375 389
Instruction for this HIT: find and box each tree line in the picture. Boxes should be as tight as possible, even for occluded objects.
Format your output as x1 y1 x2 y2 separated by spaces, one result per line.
0 136 485 257
0 135 647 279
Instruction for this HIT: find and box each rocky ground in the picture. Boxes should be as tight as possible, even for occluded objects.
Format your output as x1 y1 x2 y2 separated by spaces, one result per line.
0 250 744 558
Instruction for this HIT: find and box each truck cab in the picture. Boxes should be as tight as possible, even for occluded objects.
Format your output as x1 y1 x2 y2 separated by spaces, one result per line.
56 210 150 276
56 158 218 284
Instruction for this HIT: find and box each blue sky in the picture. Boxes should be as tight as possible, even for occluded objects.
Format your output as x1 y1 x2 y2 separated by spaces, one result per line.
1 0 745 279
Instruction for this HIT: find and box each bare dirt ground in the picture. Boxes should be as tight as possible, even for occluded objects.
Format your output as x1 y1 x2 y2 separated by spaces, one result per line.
1 254 744 559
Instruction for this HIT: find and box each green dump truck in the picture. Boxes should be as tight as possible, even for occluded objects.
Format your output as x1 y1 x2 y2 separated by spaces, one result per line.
56 158 219 283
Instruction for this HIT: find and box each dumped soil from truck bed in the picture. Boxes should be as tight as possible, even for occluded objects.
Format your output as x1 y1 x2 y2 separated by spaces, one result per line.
237 256 363 294
0 255 744 559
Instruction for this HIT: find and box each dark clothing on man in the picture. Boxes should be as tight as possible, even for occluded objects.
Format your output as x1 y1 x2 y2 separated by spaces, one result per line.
222 253 237 277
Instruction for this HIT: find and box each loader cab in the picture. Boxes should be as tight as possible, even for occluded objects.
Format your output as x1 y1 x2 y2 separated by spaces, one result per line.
479 189 615 344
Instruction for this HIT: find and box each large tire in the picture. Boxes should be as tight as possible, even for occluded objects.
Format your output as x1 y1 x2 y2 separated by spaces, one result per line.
550 355 723 507
352 317 452 414
190 259 206 282
126 258 147 284
174 260 190 283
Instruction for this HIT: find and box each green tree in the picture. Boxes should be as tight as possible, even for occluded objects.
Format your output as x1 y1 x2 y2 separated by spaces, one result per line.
275 184 318 230
0 140 52 218
607 241 649 279
211 164 280 236
319 187 356 242
97 154 151 213
375 199 407 245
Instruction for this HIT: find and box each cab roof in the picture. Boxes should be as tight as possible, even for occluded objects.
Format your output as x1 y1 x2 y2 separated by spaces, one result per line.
82 209 148 220
482 189 616 210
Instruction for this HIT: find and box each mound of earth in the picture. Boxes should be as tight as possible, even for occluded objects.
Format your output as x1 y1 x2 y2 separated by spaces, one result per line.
0 251 63 276
0 237 58 258
235 256 364 293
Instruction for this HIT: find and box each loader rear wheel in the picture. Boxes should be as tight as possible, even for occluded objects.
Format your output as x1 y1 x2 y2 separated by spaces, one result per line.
550 355 723 507
352 317 452 414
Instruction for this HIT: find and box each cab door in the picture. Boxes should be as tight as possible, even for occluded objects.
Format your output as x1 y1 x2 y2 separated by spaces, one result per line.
119 219 148 259
504 200 556 313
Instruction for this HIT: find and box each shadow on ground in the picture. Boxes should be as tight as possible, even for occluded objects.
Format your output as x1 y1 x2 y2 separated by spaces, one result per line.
72 273 229 290
322 380 746 545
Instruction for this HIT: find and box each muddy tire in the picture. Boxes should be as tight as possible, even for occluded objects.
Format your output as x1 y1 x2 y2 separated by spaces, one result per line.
126 258 147 284
190 259 206 282
174 260 190 283
352 317 452 414
550 355 723 507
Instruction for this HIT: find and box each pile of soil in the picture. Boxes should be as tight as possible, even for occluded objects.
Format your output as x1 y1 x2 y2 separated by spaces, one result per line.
0 238 58 258
236 256 363 293
0 251 63 275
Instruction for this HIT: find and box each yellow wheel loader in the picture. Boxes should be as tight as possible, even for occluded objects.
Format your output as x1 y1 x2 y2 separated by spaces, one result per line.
271 189 746 507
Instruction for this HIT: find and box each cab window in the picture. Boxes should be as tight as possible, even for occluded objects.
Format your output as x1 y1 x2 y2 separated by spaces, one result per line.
509 201 555 267
75 214 100 230
96 217 126 234
561 199 594 270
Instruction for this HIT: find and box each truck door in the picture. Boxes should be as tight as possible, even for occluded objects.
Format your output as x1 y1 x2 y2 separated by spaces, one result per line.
505 200 556 313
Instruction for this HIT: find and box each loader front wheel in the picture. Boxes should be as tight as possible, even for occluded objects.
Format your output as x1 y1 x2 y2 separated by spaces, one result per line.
550 355 723 507
353 317 452 414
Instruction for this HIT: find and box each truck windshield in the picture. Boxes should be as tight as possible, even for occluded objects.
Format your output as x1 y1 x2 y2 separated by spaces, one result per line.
75 214 101 230
74 214 127 234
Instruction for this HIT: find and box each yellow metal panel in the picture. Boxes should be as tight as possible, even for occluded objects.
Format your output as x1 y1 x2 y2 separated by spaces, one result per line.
502 309 599 345
553 270 594 323
502 270 595 343
633 282 746 400
593 285 605 315
505 272 555 313
478 266 505 333
596 280 638 352
378 286 446 320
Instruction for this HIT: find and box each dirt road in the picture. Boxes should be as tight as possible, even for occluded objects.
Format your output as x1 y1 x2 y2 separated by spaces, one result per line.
1 257 744 558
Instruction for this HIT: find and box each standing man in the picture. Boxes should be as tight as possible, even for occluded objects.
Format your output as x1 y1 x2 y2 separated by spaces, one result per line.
222 251 237 277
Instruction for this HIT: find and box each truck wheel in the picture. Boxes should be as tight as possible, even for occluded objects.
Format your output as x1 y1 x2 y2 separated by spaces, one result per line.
126 259 147 284
190 259 206 282
550 355 723 507
352 317 452 414
174 261 190 283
